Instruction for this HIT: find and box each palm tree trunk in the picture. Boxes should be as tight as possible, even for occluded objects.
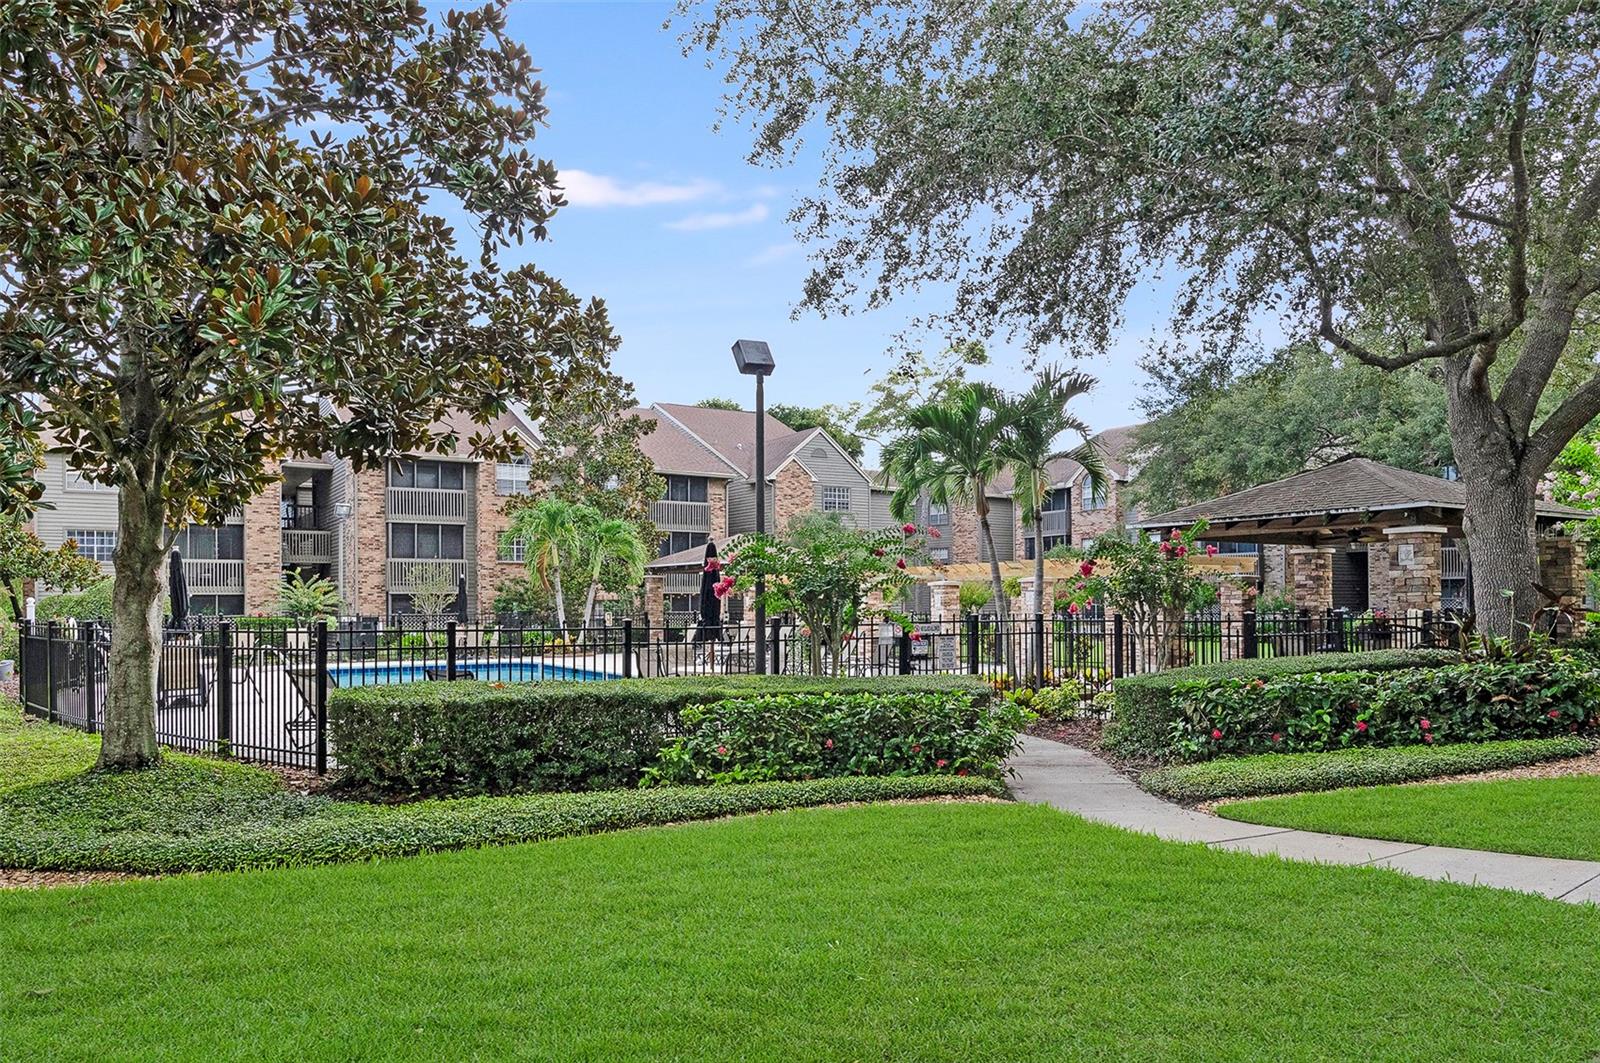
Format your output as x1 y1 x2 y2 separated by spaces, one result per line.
976 507 1014 680
551 562 567 637
578 557 603 646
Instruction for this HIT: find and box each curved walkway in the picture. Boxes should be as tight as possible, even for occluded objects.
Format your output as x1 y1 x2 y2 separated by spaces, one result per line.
1009 734 1600 905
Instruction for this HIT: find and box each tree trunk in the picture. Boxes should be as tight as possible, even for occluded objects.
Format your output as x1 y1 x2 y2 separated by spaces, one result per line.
98 484 166 771
976 510 1014 679
579 566 602 646
550 563 567 637
1033 521 1046 614
1461 467 1540 641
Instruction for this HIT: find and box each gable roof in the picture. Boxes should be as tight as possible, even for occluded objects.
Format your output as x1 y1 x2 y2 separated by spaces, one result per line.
627 407 743 477
651 402 799 479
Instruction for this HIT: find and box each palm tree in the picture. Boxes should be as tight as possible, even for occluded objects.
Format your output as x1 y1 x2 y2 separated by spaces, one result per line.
881 382 1015 621
999 366 1106 614
502 498 580 635
577 516 649 640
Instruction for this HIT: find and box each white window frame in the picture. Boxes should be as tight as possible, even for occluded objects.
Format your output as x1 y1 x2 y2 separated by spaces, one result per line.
1081 481 1110 512
927 501 950 524
822 485 852 512
499 537 527 563
64 468 115 492
496 459 532 496
66 529 117 563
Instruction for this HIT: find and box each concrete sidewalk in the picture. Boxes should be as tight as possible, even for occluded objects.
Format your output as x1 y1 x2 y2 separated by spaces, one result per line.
1009 734 1600 904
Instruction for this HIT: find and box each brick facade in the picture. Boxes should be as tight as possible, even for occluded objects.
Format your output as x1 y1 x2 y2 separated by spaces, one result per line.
707 477 729 538
1072 478 1125 548
352 466 388 616
1380 526 1445 615
1538 535 1587 631
1365 542 1392 613
475 461 521 615
241 473 283 615
642 574 665 630
946 499 983 565
1286 547 1335 611
773 463 814 535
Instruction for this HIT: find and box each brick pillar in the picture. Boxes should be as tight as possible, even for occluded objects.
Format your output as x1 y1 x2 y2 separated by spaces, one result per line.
707 478 729 538
1381 526 1446 614
242 476 283 615
1286 547 1335 612
1216 577 1254 661
642 574 666 630
1018 576 1040 614
927 579 960 622
353 466 388 616
1538 535 1588 633
1366 541 1392 613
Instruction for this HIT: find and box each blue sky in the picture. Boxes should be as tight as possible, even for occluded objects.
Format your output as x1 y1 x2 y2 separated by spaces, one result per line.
481 1 1205 448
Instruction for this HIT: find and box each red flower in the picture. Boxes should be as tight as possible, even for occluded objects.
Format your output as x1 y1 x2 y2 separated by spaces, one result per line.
957 768 969 777
824 738 834 749
935 758 949 768
1549 710 1562 719
1205 544 1218 557
929 527 941 539
1210 728 1223 740
1158 541 1172 554
896 558 907 569
1067 602 1079 615
873 548 885 557
1423 733 1435 744
1079 560 1095 577
1271 733 1282 743
1169 528 1182 539
910 630 924 641
902 522 917 535
912 744 922 753
1175 545 1188 557
704 558 722 573
716 745 728 755
1419 718 1431 730
1354 720 1368 733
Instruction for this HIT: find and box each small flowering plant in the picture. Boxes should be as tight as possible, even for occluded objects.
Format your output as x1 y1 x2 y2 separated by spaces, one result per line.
720 513 929 676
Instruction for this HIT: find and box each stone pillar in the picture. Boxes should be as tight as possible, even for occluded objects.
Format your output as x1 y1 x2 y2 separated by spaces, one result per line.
1538 535 1588 633
1286 547 1336 613
1216 577 1255 661
1366 541 1392 614
1381 525 1446 615
1018 576 1040 615
242 474 283 615
353 466 388 616
927 579 960 622
642 574 666 631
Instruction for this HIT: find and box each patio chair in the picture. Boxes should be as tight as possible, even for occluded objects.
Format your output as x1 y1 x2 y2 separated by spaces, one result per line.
157 637 210 713
423 667 477 681
246 646 333 751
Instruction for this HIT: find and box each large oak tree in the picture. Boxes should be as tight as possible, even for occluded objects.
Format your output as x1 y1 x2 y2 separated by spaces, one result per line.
1 0 618 768
683 0 1600 637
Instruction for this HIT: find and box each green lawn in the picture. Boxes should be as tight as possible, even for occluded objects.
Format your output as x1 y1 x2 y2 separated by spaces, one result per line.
1220 773 1600 863
5 801 1600 1060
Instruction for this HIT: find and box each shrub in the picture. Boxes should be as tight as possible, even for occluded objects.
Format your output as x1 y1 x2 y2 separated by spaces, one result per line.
329 675 993 797
645 688 1028 785
1103 648 1460 759
233 615 295 648
35 576 116 622
1140 737 1597 802
1006 683 1079 721
1166 651 1600 761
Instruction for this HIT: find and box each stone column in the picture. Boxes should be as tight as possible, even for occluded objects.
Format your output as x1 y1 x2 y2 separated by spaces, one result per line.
1381 526 1446 615
1538 535 1588 634
1286 547 1335 613
642 574 666 631
927 579 960 622
1018 576 1040 615
1216 577 1255 661
1366 541 1392 614
353 466 388 616
242 475 283 615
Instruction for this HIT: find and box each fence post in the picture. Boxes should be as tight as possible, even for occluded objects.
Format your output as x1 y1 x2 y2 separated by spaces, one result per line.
314 619 329 775
1033 612 1046 689
44 621 57 723
898 627 912 675
1420 608 1434 648
446 620 458 681
769 618 782 675
216 619 233 751
80 621 98 733
1332 608 1348 653
965 613 979 675
1112 613 1125 680
622 618 634 679
1242 610 1258 659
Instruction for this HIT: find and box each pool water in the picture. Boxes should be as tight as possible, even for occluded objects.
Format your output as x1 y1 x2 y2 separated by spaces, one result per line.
328 660 616 687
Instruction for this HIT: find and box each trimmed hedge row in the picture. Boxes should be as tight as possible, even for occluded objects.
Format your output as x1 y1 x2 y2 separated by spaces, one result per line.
0 752 1004 874
1141 737 1598 803
1103 648 1461 759
329 676 995 797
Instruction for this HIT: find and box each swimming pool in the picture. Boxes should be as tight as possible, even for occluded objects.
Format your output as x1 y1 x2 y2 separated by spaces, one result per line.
328 660 617 687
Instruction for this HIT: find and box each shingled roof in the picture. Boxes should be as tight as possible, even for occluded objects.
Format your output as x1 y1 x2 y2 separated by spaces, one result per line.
1136 457 1587 543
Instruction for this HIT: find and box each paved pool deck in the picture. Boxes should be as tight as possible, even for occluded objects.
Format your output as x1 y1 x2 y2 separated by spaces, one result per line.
1008 734 1600 905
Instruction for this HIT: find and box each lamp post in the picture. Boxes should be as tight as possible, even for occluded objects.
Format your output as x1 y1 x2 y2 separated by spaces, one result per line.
732 339 776 674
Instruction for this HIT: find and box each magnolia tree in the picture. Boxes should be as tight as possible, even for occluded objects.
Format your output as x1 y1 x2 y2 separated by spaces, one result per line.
0 519 104 623
720 514 926 676
1 1 617 768
1055 523 1216 669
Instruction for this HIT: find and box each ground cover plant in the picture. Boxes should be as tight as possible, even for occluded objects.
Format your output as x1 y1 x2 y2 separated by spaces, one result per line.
7 801 1600 1060
1220 773 1600 863
1141 737 1597 803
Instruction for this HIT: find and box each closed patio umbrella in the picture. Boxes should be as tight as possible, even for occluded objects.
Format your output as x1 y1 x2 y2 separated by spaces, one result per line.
693 541 723 644
167 549 190 630
455 572 469 623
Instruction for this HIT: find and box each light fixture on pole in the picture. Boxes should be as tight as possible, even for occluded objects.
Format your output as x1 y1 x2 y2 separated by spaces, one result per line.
732 339 776 674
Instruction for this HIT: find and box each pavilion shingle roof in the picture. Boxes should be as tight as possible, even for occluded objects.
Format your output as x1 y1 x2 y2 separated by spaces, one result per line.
1137 457 1588 527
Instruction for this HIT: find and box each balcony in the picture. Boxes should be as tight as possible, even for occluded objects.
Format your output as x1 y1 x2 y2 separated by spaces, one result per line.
1022 509 1069 536
386 558 471 593
664 571 703 595
282 528 334 565
183 559 244 593
387 487 469 520
649 499 711 531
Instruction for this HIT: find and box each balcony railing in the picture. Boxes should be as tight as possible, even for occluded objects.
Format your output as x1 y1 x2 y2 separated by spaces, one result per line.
649 499 711 531
1022 509 1069 536
282 529 334 565
386 558 471 593
183 559 244 592
387 487 469 520
280 503 327 530
664 571 703 595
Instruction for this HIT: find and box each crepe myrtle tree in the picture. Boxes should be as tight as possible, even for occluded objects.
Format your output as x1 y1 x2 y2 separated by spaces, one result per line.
720 513 926 676
0 0 618 769
683 0 1600 639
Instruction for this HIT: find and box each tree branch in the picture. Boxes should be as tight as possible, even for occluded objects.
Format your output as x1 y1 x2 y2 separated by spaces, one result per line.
1528 370 1600 473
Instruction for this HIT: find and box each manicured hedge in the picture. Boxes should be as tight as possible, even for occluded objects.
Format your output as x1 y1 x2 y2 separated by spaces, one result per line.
1103 648 1460 759
1165 653 1600 761
1140 737 1598 802
330 676 992 797
646 689 1027 785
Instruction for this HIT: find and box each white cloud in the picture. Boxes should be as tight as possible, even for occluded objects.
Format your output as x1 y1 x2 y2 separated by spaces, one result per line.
745 242 800 266
664 203 770 232
557 169 718 208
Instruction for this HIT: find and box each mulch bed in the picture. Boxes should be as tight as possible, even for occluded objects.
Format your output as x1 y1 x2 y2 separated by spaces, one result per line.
0 868 145 890
1027 715 1106 749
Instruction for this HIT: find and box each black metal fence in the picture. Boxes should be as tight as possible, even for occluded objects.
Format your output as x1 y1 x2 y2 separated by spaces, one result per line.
17 607 1447 772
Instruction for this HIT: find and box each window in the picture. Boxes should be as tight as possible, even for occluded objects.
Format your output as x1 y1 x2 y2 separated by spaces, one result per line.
189 594 244 616
929 546 951 563
64 469 114 492
389 459 464 490
496 458 533 496
927 501 949 524
1081 481 1109 512
175 524 244 561
1023 535 1068 560
1044 488 1069 511
822 486 851 512
659 530 709 558
1202 541 1259 556
66 529 116 563
389 522 465 559
666 594 699 620
499 537 527 563
664 475 708 503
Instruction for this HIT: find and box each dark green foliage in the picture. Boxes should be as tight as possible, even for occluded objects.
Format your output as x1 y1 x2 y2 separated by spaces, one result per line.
1166 653 1600 761
35 577 116 622
330 676 992 797
1141 738 1596 803
645 689 1028 785
1105 649 1459 758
